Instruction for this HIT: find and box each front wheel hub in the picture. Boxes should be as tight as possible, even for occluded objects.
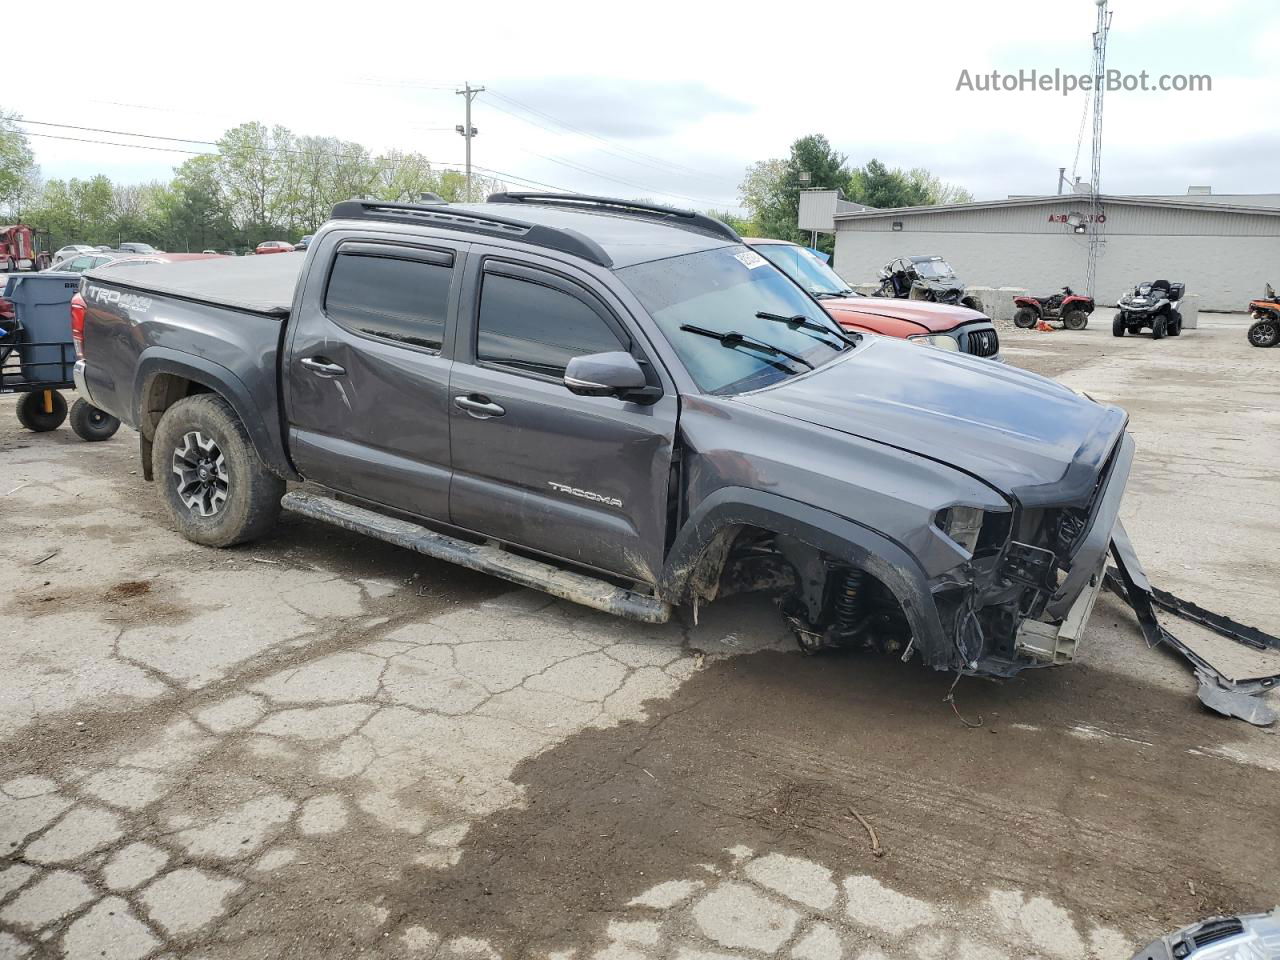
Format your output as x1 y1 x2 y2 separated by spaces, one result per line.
172 431 229 517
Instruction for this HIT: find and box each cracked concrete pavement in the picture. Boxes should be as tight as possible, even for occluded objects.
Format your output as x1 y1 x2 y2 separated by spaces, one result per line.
1 313 1278 959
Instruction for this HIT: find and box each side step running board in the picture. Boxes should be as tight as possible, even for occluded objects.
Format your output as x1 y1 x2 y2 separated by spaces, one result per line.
281 492 672 625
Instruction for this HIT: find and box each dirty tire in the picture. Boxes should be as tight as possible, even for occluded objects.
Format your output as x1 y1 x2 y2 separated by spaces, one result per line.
1249 317 1280 347
69 397 121 441
1063 310 1089 331
152 393 284 548
1167 311 1182 337
1013 307 1038 329
1151 317 1166 340
4 258 13 273
1112 315 1126 337
16 390 68 431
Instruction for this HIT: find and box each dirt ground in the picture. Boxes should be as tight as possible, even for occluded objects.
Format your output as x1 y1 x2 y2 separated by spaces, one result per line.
1 313 1278 960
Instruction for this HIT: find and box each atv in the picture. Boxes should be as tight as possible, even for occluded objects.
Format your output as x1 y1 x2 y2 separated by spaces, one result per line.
1113 280 1185 339
1013 287 1095 330
1247 283 1279 348
875 255 981 311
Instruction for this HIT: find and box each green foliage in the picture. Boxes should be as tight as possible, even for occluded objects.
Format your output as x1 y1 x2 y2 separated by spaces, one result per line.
0 111 39 218
18 119 509 253
738 135 972 249
703 208 758 236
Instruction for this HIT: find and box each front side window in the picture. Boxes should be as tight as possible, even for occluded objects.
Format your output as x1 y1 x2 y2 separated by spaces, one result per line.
476 269 624 378
324 249 452 352
618 246 851 395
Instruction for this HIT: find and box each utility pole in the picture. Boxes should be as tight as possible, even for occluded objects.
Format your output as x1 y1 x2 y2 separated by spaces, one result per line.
455 82 484 202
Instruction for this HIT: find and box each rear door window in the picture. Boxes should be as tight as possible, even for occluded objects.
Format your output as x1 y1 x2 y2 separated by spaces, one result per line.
475 265 625 378
324 245 454 353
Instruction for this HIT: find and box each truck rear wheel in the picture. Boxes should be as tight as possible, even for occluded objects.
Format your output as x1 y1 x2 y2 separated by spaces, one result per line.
152 394 284 547
17 390 68 431
69 398 121 441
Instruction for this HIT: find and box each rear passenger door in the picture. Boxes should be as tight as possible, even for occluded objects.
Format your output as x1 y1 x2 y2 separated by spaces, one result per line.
448 251 678 584
285 236 463 521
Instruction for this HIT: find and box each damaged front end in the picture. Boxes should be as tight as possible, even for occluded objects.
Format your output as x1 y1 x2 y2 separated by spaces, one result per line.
769 434 1134 678
924 433 1135 679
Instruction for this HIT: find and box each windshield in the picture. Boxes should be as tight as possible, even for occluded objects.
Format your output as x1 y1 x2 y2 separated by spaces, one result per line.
618 246 852 395
752 243 859 299
912 258 956 279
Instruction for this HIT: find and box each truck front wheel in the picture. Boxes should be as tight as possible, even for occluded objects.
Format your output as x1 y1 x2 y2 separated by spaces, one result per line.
152 394 283 547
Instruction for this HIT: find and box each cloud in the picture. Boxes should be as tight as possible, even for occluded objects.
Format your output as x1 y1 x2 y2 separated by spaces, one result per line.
492 78 753 139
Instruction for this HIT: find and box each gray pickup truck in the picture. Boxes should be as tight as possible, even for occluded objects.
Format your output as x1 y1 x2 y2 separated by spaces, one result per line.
75 194 1132 679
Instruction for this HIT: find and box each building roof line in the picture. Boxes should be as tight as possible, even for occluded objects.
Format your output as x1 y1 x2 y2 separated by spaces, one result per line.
832 194 1280 220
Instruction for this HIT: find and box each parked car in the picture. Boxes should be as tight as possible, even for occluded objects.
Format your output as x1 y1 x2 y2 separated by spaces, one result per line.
255 241 294 255
75 193 1132 681
744 238 1000 359
294 235 314 252
117 242 161 255
51 244 97 267
48 251 220 274
48 252 124 274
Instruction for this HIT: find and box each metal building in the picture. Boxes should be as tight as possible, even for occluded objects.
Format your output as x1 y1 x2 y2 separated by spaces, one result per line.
822 190 1280 311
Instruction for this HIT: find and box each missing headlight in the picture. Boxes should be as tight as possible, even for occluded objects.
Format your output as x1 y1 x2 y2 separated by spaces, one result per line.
935 506 985 554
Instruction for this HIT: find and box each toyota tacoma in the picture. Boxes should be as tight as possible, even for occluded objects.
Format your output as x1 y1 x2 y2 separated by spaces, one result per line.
74 193 1131 678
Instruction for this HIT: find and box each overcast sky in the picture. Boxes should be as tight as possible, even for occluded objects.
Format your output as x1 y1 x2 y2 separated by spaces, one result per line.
7 0 1278 210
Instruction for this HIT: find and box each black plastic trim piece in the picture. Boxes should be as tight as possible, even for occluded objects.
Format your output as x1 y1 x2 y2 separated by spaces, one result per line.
487 192 742 243
328 199 613 268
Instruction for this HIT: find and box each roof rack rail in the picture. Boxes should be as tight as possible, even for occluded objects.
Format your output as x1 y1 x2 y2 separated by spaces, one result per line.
328 199 612 267
486 192 741 243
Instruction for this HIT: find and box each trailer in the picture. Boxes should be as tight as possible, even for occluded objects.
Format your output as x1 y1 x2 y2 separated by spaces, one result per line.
1 272 120 440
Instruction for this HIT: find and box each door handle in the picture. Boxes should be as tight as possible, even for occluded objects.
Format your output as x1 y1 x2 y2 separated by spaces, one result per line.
300 357 346 378
454 394 506 419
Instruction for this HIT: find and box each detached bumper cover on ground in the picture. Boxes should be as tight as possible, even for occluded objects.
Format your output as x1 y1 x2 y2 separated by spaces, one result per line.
1109 521 1280 726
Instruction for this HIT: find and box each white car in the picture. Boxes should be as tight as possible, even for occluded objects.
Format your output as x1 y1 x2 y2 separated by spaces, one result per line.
51 244 97 266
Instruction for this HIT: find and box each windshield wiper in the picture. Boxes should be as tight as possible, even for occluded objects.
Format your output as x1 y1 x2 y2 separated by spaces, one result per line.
679 324 814 371
756 311 857 348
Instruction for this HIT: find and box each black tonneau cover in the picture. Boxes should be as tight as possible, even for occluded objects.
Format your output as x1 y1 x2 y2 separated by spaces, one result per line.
84 254 302 317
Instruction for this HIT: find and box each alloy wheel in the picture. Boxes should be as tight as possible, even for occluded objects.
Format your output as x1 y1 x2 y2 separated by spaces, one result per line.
172 430 229 517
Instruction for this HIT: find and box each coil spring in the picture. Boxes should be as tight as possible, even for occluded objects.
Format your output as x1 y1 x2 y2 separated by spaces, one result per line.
833 568 865 633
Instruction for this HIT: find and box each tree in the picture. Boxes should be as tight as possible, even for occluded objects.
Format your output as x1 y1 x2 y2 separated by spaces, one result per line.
0 111 39 218
739 136 853 246
739 137 974 247
704 208 758 236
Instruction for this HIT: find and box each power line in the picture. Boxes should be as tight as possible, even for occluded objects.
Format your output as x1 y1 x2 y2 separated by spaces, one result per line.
17 120 462 168
16 125 584 196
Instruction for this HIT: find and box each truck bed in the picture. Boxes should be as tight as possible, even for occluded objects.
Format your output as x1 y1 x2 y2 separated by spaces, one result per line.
85 253 302 317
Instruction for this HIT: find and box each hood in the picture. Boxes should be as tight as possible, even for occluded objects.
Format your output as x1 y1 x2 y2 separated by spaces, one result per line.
734 336 1126 504
823 296 987 334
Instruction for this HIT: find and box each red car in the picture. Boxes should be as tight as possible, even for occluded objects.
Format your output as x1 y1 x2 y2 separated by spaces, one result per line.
255 241 295 255
745 238 1001 360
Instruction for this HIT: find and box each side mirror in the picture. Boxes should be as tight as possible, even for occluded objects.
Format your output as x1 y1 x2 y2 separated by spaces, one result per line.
564 351 655 402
